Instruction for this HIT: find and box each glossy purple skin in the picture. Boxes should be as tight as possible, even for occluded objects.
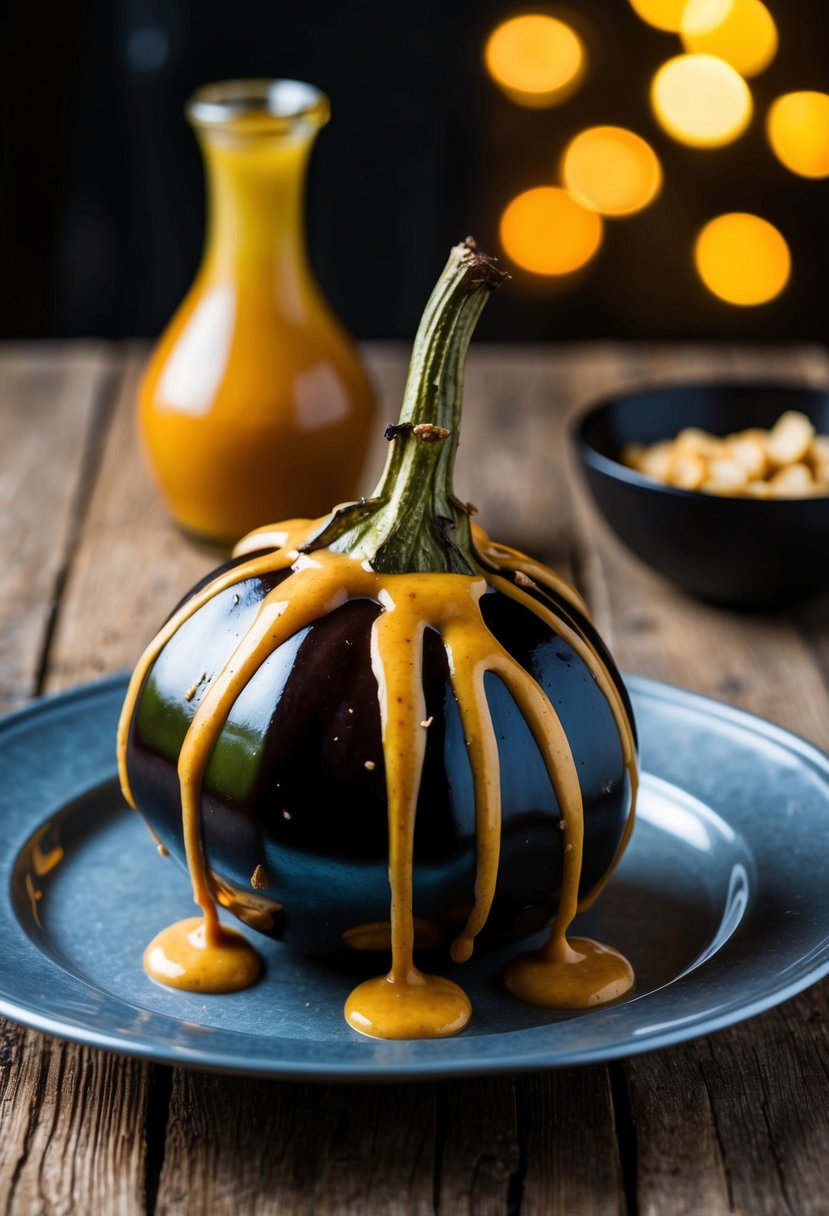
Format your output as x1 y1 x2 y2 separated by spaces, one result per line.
126 554 636 957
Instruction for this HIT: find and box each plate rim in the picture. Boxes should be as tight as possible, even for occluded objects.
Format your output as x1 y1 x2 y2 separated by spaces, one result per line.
0 671 827 1080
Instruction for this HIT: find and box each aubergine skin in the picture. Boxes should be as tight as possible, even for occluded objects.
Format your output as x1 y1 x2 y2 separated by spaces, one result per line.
127 553 636 957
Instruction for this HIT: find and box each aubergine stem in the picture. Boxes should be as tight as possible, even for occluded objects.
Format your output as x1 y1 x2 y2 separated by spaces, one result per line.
303 238 507 575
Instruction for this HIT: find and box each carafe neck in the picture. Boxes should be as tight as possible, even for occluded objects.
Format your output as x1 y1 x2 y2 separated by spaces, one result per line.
199 131 313 278
187 81 329 295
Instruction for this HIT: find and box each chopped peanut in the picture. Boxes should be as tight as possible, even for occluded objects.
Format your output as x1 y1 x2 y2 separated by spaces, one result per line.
674 427 722 457
639 441 674 480
620 411 829 499
769 462 814 497
726 432 768 480
744 480 772 498
706 458 748 489
667 451 707 490
766 411 815 468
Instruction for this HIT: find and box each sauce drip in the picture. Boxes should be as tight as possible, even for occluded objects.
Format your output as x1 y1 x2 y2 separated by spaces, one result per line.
118 518 637 1031
144 916 261 993
504 937 634 1008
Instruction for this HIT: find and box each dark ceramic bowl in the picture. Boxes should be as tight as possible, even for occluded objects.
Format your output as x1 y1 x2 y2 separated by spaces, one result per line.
573 382 829 608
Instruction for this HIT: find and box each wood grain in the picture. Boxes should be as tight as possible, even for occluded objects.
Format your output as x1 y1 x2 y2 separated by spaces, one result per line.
435 1077 520 1216
156 1074 437 1216
0 1033 150 1216
565 343 829 1216
623 990 829 1216
0 345 112 712
11 346 221 1215
43 347 213 695
0 345 151 1216
519 1069 626 1216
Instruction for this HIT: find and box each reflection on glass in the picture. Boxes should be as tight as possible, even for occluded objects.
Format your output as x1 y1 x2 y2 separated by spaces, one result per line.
157 285 236 416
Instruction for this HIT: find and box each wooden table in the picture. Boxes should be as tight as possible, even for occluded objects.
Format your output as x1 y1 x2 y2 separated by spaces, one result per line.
2 341 828 1215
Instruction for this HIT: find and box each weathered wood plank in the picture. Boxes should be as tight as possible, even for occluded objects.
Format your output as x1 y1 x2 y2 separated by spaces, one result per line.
156 1074 436 1216
1 1034 151 1216
0 344 152 1216
23 346 234 1216
565 344 829 1216
0 345 111 711
435 1077 521 1216
623 985 829 1216
518 1069 626 1216
621 1040 733 1216
43 347 211 694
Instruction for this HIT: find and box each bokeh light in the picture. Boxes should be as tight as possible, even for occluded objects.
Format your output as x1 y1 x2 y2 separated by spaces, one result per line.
627 0 687 32
499 187 603 275
680 0 777 78
484 14 585 108
695 213 790 305
767 92 829 179
561 126 662 216
651 54 752 147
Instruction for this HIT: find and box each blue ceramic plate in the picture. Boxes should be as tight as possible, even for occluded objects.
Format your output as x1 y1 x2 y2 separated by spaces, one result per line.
1 674 827 1079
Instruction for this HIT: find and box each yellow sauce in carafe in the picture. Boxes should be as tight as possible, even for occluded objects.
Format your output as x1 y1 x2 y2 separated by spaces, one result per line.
118 519 637 1035
139 93 375 543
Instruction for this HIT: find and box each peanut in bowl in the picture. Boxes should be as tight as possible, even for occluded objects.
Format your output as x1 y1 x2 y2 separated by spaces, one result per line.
572 382 829 608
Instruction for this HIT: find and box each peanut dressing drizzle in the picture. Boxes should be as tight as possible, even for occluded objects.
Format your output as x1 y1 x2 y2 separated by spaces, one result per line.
118 518 636 1033
488 572 639 913
472 524 638 912
472 524 593 621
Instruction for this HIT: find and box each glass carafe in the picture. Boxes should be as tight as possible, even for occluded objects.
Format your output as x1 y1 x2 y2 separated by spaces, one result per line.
139 79 376 544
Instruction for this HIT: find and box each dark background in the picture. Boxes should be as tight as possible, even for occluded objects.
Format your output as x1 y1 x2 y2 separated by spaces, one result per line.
2 0 827 342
